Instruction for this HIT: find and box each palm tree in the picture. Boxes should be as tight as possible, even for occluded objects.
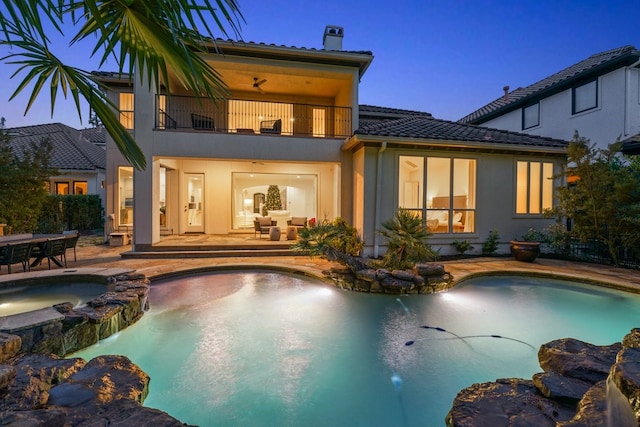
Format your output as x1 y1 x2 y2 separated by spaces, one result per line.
0 0 243 170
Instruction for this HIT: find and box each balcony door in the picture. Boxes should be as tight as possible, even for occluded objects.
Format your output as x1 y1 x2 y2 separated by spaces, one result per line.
184 173 204 233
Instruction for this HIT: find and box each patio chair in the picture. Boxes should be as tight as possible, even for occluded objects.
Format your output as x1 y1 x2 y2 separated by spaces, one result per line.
287 217 307 230
253 217 277 239
259 119 282 134
191 113 215 130
159 110 177 129
0 241 34 273
33 237 67 269
63 230 80 262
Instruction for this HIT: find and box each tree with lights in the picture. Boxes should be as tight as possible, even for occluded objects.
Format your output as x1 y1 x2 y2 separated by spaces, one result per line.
263 185 282 216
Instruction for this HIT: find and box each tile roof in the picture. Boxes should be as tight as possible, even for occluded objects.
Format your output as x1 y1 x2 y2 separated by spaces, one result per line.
6 123 106 171
459 45 640 124
359 104 432 118
355 115 568 150
80 127 106 146
358 104 432 127
222 38 373 56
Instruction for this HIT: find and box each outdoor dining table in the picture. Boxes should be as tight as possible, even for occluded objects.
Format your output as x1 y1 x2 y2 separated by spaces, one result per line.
0 234 67 268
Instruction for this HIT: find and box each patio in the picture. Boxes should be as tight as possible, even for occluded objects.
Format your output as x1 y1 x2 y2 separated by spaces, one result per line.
2 234 639 297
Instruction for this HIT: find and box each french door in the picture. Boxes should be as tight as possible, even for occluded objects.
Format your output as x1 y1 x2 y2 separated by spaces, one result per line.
184 173 204 233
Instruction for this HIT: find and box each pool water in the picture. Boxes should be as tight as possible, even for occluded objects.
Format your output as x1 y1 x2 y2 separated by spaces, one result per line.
72 272 640 426
0 282 109 316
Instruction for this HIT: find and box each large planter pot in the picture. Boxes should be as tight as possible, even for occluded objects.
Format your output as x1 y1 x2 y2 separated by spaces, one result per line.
510 240 541 262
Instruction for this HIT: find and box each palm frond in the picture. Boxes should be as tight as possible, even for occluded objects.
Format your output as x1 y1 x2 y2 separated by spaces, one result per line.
1 0 244 171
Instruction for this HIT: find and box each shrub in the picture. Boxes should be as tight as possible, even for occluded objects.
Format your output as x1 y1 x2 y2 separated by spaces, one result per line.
37 195 104 233
292 217 363 260
451 239 473 254
520 228 547 242
377 209 439 270
482 228 500 255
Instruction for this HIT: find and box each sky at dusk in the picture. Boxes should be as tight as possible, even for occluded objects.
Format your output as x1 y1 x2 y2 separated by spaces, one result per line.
1 0 639 129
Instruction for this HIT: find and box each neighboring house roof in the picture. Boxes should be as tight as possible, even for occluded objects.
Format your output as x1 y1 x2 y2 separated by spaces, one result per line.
353 115 568 151
621 133 640 155
459 45 640 125
80 127 107 147
6 123 106 171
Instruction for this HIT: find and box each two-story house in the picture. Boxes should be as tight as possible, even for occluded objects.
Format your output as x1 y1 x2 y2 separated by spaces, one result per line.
459 45 640 150
98 26 568 256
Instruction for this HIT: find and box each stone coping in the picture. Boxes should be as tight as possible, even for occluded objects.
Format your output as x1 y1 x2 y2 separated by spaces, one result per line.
0 267 134 286
0 308 64 332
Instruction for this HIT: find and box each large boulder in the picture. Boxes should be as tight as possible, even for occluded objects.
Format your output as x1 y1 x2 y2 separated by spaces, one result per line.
556 380 608 427
445 378 575 426
447 330 640 426
0 353 190 426
622 328 640 349
610 347 640 414
532 371 593 403
538 338 621 383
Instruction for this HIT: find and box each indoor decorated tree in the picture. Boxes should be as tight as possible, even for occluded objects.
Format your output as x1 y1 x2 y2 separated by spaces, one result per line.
263 185 282 216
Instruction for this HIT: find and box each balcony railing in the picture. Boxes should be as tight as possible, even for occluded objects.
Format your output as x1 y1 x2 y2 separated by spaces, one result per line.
155 95 353 138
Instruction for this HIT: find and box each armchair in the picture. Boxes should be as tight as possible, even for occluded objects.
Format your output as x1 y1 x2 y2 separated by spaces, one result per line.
253 217 277 239
259 119 282 134
286 217 307 230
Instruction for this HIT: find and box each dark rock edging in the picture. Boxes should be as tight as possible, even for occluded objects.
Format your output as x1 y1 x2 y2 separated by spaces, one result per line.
0 273 149 359
446 329 640 426
0 273 189 425
0 353 191 426
325 261 453 294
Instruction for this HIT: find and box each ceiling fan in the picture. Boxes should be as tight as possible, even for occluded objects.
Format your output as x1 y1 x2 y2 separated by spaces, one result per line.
253 77 267 94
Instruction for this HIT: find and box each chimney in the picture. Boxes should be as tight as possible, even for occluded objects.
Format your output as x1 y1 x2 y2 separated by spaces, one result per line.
323 25 344 50
503 85 510 101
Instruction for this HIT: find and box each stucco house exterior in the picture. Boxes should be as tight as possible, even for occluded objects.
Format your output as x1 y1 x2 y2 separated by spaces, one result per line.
459 45 640 150
98 26 568 256
6 123 106 206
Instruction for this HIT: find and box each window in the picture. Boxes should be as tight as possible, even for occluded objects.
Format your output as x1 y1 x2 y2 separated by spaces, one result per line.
230 172 317 229
228 100 292 134
398 155 476 233
73 181 88 195
119 93 134 129
522 103 539 129
572 80 597 114
118 166 134 225
55 182 69 195
516 161 554 214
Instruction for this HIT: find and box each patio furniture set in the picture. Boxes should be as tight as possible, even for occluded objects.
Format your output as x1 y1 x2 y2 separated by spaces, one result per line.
253 216 307 241
0 230 79 274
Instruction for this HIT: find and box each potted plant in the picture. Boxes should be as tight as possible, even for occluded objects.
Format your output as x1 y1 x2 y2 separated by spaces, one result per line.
510 228 542 262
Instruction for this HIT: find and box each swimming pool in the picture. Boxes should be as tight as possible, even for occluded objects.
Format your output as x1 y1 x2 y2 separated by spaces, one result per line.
0 281 110 316
72 271 640 426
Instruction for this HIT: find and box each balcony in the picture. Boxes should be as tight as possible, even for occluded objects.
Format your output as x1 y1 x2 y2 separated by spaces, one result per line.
155 95 353 138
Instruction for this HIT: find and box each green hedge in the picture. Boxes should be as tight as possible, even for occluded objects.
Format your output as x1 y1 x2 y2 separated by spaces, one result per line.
37 195 104 233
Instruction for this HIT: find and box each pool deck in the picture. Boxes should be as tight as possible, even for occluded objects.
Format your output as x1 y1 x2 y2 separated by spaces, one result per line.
1 236 639 294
